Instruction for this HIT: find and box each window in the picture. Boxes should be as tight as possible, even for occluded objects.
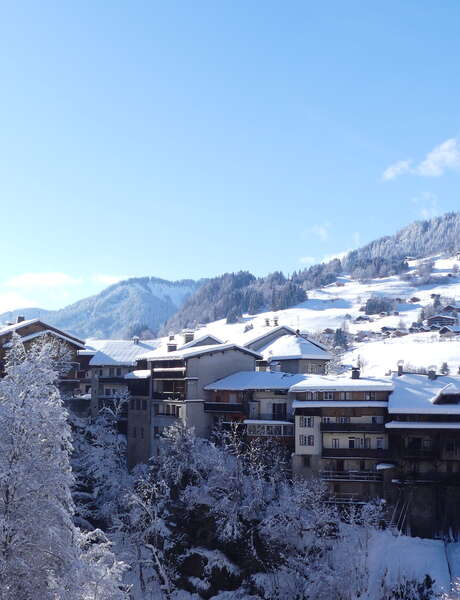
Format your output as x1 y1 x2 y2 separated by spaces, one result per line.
299 434 308 446
229 393 237 403
324 391 334 401
116 367 122 377
306 392 318 401
322 416 332 424
372 415 383 424
105 388 111 396
360 460 366 471
348 437 356 449
365 391 376 401
272 404 287 419
130 398 135 409
340 392 352 400
307 435 314 446
153 426 159 437
142 399 147 410
332 438 339 448
136 398 141 410
338 416 350 424
98 369 103 377
422 439 433 450
109 368 115 377
376 437 384 449
299 416 314 428
140 427 144 439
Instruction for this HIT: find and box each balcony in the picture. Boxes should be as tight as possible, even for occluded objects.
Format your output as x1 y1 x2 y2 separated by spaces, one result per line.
322 448 389 459
248 413 294 422
400 447 440 459
204 403 244 413
152 391 185 401
320 470 383 482
320 423 385 433
399 472 460 486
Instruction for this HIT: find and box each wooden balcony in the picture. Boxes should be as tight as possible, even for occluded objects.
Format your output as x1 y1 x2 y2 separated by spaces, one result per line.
322 448 389 459
320 423 385 433
204 403 244 413
152 391 185 401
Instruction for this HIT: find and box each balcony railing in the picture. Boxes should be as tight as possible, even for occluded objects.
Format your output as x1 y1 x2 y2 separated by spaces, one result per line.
322 448 389 459
152 391 185 401
320 470 383 482
399 472 460 485
204 403 244 413
320 423 386 433
400 447 439 459
248 413 294 422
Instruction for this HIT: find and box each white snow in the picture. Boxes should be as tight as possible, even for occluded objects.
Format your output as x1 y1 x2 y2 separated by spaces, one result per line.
258 334 332 361
87 339 159 366
386 421 460 429
290 374 392 392
124 369 151 379
292 400 389 408
204 370 307 391
389 373 460 414
141 343 261 361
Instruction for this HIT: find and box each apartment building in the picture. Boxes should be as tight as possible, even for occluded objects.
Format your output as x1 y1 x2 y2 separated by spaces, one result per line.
126 341 261 467
291 369 393 502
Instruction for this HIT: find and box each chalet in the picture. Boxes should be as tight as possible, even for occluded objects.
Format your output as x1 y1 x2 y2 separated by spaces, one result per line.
0 317 86 397
385 373 460 537
439 325 460 337
441 304 460 314
426 314 457 328
204 370 306 446
126 342 261 467
291 370 393 503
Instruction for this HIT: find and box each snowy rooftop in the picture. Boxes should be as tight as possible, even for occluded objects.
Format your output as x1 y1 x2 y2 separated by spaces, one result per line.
0 318 41 335
389 373 460 414
258 334 332 362
18 329 86 349
179 334 224 349
232 325 297 348
290 375 393 393
386 421 460 429
87 339 159 366
141 343 262 361
204 370 307 391
125 369 151 380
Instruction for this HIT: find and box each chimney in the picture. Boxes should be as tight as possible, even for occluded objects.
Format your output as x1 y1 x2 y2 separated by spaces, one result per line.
169 333 175 341
132 336 140 345
167 343 177 352
273 315 279 327
296 329 300 336
265 318 270 327
397 360 404 377
428 366 437 380
16 315 25 324
351 367 360 379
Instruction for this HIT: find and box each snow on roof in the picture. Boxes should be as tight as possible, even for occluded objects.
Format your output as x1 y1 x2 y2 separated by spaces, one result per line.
88 340 159 366
376 463 396 470
16 329 86 348
386 421 460 429
234 325 297 348
141 343 262 361
125 369 151 380
290 375 393 393
427 314 456 320
389 373 460 414
293 400 389 408
258 334 332 362
204 370 307 391
0 318 39 335
179 334 224 349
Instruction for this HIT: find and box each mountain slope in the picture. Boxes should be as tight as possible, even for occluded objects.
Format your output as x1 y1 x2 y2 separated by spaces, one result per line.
163 212 460 332
0 277 200 339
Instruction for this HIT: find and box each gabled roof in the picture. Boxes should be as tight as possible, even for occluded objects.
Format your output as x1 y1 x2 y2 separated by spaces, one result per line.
16 329 86 349
0 318 40 335
204 370 307 391
88 339 159 366
258 334 332 362
141 343 262 361
0 318 85 346
238 325 297 348
179 334 224 349
427 314 456 321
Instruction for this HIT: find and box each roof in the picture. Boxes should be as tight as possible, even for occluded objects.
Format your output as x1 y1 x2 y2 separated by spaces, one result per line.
88 339 159 366
141 343 262 361
125 369 151 380
427 314 456 321
204 370 307 391
179 334 224 349
389 373 460 414
290 375 393 393
244 419 293 425
386 421 460 429
258 334 332 362
16 329 86 349
0 318 40 335
0 318 84 345
237 325 297 348
293 400 389 409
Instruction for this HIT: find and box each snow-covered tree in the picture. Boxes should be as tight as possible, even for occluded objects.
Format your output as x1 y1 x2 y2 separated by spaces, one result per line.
0 335 127 599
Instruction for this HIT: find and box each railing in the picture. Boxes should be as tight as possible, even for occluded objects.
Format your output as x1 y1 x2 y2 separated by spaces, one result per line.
322 448 389 459
399 472 460 485
204 403 244 413
326 493 369 505
320 423 385 433
401 447 439 459
320 470 383 482
248 413 294 422
152 391 185 401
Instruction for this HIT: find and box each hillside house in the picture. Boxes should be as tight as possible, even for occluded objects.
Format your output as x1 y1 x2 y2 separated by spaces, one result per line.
427 314 457 328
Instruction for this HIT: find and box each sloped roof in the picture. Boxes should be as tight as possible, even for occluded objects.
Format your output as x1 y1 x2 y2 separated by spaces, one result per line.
290 375 392 393
88 339 159 366
389 373 460 414
141 343 261 361
204 370 307 391
258 334 332 362
0 318 40 335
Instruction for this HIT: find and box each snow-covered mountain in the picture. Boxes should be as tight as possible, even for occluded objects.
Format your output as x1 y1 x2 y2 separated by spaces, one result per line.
0 277 200 339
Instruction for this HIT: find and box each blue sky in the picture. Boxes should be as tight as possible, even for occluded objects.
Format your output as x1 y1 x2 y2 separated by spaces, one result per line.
1 1 460 311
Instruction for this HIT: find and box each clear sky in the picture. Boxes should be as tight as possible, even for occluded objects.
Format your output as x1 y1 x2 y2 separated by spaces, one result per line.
1 1 460 312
